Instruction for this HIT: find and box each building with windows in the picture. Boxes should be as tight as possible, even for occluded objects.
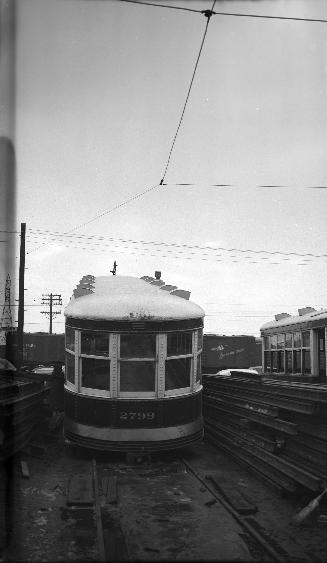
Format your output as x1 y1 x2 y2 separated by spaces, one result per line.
260 307 327 379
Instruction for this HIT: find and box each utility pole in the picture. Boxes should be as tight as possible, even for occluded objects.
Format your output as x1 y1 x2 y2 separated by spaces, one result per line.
17 222 26 367
41 293 62 334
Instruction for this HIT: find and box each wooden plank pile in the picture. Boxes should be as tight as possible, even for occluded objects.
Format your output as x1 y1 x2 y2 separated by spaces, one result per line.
203 374 327 496
0 373 51 460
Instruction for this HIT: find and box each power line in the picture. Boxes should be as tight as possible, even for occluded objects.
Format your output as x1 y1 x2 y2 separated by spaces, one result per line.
24 239 326 267
117 0 327 23
27 229 327 259
160 1 216 184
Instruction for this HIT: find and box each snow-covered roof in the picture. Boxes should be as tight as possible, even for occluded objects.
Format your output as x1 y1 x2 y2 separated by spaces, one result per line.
261 308 327 332
65 276 205 321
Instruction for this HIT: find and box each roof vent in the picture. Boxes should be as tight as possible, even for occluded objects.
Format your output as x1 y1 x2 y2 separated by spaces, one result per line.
160 284 178 292
171 289 191 300
274 313 291 321
155 271 161 280
298 307 316 316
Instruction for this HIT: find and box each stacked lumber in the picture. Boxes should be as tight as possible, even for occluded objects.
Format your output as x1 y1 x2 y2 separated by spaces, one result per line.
0 373 51 460
203 374 327 495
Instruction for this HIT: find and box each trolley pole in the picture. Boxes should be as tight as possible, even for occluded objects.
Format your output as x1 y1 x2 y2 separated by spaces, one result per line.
17 222 26 367
41 293 62 334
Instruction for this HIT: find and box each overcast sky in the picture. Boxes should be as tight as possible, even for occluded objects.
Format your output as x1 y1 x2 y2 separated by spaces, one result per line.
4 0 327 335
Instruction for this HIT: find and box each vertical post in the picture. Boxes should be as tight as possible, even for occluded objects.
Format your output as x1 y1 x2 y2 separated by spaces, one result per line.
49 293 53 334
17 222 26 367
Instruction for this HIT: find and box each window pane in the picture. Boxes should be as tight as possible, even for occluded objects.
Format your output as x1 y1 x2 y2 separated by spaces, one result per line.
264 337 270 350
293 332 301 348
120 334 156 358
66 327 75 351
302 331 310 348
81 358 110 390
264 351 271 372
277 334 285 349
196 354 202 384
197 329 203 351
66 352 75 383
293 350 301 373
272 351 278 372
167 332 192 356
120 361 155 391
81 332 109 356
285 333 292 348
270 335 277 350
278 350 284 372
285 351 292 373
165 358 191 390
302 350 311 374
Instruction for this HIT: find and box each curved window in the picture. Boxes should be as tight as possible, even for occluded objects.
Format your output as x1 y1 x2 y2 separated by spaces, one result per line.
81 357 110 391
65 352 75 384
196 354 202 385
197 329 203 352
165 331 193 392
167 332 192 356
165 357 191 390
81 331 109 356
66 327 75 352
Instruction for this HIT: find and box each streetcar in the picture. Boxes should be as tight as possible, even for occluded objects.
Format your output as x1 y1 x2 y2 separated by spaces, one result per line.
261 306 327 379
63 274 205 452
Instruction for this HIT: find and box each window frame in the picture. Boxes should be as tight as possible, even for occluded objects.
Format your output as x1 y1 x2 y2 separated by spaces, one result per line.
117 333 158 398
164 330 194 397
79 331 111 397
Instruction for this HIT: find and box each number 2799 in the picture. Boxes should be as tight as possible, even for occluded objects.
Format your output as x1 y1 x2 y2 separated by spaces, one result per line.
119 411 155 421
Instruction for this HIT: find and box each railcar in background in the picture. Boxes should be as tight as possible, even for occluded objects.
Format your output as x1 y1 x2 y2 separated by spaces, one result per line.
202 334 261 374
63 274 205 452
6 332 65 367
261 306 327 379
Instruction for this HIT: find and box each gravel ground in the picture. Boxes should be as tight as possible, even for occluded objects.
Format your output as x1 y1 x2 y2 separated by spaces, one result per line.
1 435 327 562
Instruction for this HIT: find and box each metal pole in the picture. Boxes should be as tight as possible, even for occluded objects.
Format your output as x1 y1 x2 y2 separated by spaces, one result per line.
49 293 53 334
17 222 26 367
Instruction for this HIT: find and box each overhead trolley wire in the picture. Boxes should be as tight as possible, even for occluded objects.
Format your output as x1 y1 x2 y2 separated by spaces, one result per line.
117 0 202 14
28 1 216 250
160 1 216 185
117 0 327 23
27 183 162 253
162 183 327 189
27 0 327 253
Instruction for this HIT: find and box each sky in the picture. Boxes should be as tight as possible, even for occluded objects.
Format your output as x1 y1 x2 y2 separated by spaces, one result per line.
2 0 327 336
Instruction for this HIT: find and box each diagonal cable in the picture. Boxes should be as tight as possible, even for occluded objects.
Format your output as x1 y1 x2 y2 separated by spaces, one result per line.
160 0 216 184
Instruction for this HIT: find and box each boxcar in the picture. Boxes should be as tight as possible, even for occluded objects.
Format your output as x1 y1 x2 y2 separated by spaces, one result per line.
202 334 259 374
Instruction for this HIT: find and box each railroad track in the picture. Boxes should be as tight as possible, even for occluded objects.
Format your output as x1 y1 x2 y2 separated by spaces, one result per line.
85 453 300 562
180 457 289 563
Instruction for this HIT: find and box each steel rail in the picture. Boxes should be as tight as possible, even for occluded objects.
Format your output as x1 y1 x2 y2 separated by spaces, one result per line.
92 458 106 562
181 456 288 563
